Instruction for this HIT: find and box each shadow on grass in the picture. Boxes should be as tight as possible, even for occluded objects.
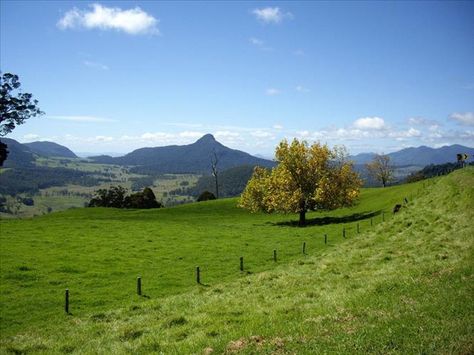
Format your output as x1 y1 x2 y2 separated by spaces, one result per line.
270 210 381 228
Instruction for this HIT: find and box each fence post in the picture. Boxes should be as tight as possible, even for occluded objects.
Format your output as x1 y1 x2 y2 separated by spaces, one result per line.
240 256 244 272
137 276 142 296
324 234 327 244
273 249 277 262
370 218 373 227
357 223 360 234
343 227 346 238
65 289 69 314
196 267 200 284
302 242 306 255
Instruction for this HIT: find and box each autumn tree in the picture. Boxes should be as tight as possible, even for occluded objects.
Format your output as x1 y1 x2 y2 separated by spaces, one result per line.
0 72 44 166
239 139 361 226
366 154 394 187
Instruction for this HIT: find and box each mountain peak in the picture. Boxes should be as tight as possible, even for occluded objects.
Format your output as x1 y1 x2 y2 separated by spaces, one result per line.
195 134 216 144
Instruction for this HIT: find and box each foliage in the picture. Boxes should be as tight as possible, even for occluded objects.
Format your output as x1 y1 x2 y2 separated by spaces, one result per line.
239 139 361 226
88 186 162 209
0 72 44 166
89 186 128 208
124 187 163 209
365 154 394 187
197 190 216 202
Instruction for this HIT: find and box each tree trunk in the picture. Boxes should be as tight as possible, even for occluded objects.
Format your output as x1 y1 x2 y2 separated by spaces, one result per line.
299 210 306 226
298 199 306 227
214 175 219 199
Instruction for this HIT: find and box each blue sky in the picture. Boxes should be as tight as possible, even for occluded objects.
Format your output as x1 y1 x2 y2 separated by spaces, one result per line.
1 1 473 156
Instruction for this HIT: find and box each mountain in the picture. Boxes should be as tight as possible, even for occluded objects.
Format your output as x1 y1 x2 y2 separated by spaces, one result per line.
0 138 35 167
90 134 276 174
25 141 77 158
350 144 474 166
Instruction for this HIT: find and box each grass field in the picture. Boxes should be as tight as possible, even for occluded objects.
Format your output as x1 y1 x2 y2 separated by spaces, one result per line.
0 169 473 353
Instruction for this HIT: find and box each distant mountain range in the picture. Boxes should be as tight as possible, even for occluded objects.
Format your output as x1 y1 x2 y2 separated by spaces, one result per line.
1 135 473 173
350 144 474 166
89 134 276 174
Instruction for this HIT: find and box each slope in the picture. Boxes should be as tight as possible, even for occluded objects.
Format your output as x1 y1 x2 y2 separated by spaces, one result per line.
25 141 77 158
1 169 473 353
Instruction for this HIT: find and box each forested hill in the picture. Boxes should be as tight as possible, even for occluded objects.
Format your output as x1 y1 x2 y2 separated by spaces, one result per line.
90 134 276 174
0 138 77 167
25 141 77 158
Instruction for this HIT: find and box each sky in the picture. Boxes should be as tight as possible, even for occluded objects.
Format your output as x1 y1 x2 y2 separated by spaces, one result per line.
1 1 473 157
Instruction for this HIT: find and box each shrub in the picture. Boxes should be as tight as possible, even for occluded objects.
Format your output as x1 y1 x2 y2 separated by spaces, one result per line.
197 191 216 202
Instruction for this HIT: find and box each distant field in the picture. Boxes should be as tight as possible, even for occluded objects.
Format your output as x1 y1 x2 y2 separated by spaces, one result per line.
1 157 201 217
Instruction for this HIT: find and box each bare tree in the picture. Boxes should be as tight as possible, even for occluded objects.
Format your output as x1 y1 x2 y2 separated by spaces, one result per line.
211 150 219 199
366 154 394 187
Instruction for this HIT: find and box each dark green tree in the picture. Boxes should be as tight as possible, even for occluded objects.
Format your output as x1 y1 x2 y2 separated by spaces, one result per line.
197 190 216 202
0 72 44 166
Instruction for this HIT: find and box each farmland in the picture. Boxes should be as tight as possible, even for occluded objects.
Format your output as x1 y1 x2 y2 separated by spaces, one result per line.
1 168 472 353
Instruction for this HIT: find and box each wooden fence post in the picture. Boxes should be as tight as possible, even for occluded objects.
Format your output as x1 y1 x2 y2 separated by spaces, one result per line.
302 242 306 255
65 289 69 314
196 267 200 284
137 276 142 296
240 257 244 271
273 249 277 262
324 234 327 244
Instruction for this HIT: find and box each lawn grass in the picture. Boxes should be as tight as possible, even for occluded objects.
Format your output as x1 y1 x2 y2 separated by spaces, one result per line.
0 169 472 353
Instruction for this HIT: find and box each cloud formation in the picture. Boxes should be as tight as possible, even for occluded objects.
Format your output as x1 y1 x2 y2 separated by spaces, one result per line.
449 112 474 126
58 3 159 35
252 7 293 24
353 117 386 130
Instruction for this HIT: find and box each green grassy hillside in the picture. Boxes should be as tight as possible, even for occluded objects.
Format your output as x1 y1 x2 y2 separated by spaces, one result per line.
1 169 473 353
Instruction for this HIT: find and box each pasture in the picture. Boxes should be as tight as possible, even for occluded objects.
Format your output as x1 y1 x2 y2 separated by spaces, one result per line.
0 169 472 353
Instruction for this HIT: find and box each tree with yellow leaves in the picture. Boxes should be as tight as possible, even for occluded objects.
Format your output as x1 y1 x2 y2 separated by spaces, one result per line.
239 139 361 226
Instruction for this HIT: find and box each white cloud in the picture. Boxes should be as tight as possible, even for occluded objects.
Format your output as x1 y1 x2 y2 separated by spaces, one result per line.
449 112 474 126
266 88 281 96
94 135 114 142
250 130 275 139
296 85 310 93
214 131 240 138
83 60 109 70
252 7 293 24
178 131 205 138
353 117 386 130
49 115 117 123
58 3 159 35
249 37 264 46
23 134 40 141
407 116 439 126
273 124 283 130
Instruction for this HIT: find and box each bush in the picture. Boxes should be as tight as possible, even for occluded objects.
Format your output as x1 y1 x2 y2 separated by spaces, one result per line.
89 186 162 209
197 191 216 202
